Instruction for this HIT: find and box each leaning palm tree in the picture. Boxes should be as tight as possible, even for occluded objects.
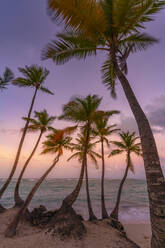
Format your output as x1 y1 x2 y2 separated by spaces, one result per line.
93 114 120 219
68 132 101 221
0 67 14 91
59 95 102 208
43 1 165 246
5 129 72 237
0 65 53 204
14 109 56 207
39 95 102 238
109 131 142 221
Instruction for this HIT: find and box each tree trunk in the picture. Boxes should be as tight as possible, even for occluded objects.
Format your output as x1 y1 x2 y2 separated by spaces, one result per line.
85 157 97 221
5 156 59 238
0 87 38 203
62 122 90 207
101 138 109 219
14 130 43 207
110 152 130 220
111 45 165 248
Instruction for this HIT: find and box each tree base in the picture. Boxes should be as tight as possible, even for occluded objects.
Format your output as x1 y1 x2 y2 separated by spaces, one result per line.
105 217 126 236
47 204 86 240
88 215 97 222
0 204 6 213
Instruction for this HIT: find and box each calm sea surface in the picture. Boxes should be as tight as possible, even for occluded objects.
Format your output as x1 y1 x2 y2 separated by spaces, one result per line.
0 179 149 223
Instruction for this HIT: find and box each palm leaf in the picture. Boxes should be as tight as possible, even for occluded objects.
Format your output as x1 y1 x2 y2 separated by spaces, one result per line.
120 33 158 53
48 0 106 38
40 86 54 95
42 32 99 64
109 149 124 157
101 58 117 98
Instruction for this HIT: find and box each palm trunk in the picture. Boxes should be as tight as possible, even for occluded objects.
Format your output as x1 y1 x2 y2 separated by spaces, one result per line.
111 45 165 248
5 155 59 238
85 157 97 221
0 87 38 203
14 130 43 207
101 137 109 219
62 122 90 208
110 152 130 220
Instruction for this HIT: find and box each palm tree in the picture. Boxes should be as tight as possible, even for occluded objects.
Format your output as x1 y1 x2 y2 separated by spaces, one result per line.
5 129 72 237
59 95 102 208
93 113 120 219
0 67 14 91
43 1 165 246
109 131 142 221
0 65 53 203
14 109 56 207
68 132 101 220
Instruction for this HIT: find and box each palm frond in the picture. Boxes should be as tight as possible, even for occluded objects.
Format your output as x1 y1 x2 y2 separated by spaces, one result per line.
48 0 106 38
120 33 158 53
42 32 99 64
40 86 54 95
109 149 124 157
101 58 117 98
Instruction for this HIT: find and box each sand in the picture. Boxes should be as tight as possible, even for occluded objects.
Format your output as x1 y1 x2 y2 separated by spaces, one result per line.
124 223 151 248
0 208 151 248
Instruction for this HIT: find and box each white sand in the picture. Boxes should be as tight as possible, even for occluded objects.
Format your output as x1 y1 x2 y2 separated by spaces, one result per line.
0 208 151 248
124 223 151 248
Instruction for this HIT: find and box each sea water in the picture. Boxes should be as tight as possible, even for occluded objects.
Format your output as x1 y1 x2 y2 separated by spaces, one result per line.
0 179 149 223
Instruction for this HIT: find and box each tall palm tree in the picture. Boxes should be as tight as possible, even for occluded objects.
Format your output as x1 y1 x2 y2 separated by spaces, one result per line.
93 114 120 219
109 131 142 221
43 1 165 246
0 67 14 91
5 129 72 237
0 65 53 203
59 95 102 208
68 132 101 220
14 109 56 207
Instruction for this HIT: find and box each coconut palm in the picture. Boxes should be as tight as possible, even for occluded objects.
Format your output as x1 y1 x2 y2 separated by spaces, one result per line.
43 1 165 246
0 65 53 203
5 129 72 237
14 109 56 207
109 131 142 221
59 95 102 208
0 67 14 91
68 132 101 220
93 114 120 219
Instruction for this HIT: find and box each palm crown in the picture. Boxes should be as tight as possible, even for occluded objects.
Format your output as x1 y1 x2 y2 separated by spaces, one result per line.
41 130 72 157
59 95 102 125
23 109 56 133
93 112 120 146
43 0 164 96
12 64 53 95
0 67 14 91
110 131 142 172
68 133 101 168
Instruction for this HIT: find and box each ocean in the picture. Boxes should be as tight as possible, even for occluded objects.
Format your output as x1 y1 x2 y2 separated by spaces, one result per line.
0 179 149 223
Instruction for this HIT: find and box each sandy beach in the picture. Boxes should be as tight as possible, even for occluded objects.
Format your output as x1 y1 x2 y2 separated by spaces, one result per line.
124 223 151 248
0 208 151 248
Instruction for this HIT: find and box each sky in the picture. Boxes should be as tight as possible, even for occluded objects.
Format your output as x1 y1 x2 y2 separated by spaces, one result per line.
0 0 165 179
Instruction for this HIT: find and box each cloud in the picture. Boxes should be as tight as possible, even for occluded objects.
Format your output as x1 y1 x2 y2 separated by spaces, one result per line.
146 95 165 133
118 114 139 134
0 128 19 135
118 95 165 135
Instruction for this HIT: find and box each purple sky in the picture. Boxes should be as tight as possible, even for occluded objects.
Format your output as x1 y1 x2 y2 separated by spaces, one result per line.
0 0 165 179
